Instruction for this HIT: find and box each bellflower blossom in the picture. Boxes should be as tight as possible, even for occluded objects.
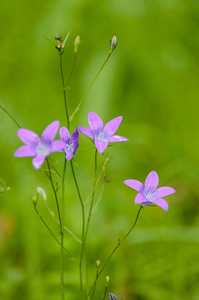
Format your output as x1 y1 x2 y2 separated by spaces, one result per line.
14 121 65 169
59 127 79 161
124 171 176 211
77 112 128 154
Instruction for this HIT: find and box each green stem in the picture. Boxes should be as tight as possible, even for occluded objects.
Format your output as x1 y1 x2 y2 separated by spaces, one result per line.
69 52 112 122
84 149 98 241
70 160 85 299
88 205 143 298
59 54 69 128
34 206 70 255
62 160 67 226
0 105 21 128
46 158 65 300
66 53 77 87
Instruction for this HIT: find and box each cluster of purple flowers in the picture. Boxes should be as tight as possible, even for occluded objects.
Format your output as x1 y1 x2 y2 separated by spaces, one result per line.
15 112 175 210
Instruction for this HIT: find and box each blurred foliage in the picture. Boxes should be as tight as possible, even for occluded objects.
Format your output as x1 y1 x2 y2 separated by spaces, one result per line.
1 0 199 299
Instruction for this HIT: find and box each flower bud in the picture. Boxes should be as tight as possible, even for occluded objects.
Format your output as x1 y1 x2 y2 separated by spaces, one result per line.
74 35 80 53
37 187 47 201
110 35 117 51
32 195 38 208
96 260 101 269
106 276 110 285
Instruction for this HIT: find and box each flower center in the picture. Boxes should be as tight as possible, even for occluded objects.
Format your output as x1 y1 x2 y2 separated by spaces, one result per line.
36 141 50 156
94 131 108 142
64 143 74 153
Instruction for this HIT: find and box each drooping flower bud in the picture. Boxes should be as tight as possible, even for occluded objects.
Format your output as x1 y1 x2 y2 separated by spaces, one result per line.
37 187 47 201
110 35 117 52
74 35 80 53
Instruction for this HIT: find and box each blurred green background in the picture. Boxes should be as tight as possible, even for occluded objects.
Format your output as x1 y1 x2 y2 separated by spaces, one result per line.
1 0 199 299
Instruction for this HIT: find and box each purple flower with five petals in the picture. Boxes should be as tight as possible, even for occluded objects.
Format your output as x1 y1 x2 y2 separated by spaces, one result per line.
14 121 65 169
59 127 79 161
124 171 176 211
76 112 128 154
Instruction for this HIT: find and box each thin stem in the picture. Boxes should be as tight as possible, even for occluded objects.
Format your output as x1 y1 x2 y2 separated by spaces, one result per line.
84 156 110 206
84 149 97 300
102 284 108 300
0 105 21 128
69 52 112 122
65 53 77 87
70 160 85 299
88 205 143 298
34 206 70 255
44 198 82 242
62 160 67 226
84 149 98 241
59 54 69 128
46 158 65 300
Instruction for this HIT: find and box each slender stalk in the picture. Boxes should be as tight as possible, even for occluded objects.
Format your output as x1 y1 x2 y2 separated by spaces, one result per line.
65 53 77 87
83 149 97 300
46 158 65 300
84 149 98 241
44 198 82 243
102 284 108 300
34 206 70 255
59 54 69 128
70 160 85 299
69 52 112 122
88 205 143 298
0 105 21 128
62 160 67 226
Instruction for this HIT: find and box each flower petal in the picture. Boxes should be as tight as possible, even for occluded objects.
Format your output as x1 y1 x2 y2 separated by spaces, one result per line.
108 135 129 143
153 198 169 211
135 192 148 204
109 294 118 300
144 171 159 193
77 127 94 139
41 121 60 142
14 145 36 157
88 112 103 133
59 127 70 144
17 129 40 147
66 150 73 161
94 140 108 154
72 129 79 154
50 140 66 153
154 187 176 198
32 155 46 169
124 179 144 192
103 116 123 138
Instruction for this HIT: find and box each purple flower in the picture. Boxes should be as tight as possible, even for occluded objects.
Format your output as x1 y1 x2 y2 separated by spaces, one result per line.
109 293 118 300
76 112 128 154
14 121 65 169
124 171 176 211
59 127 79 161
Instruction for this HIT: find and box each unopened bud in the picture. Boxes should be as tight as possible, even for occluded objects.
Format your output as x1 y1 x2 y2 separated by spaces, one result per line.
32 195 38 207
96 260 101 269
74 35 80 53
37 187 47 201
110 35 117 51
106 276 110 285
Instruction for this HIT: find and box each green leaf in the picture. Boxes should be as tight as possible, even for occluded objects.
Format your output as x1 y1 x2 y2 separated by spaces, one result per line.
0 178 10 193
